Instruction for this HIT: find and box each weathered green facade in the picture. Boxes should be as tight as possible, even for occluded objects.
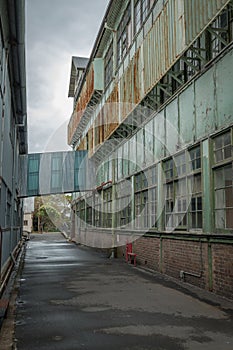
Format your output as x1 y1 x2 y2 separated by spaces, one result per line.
68 0 233 299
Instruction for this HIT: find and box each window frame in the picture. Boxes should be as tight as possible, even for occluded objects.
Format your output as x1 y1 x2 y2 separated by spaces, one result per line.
163 145 202 232
212 129 233 232
117 3 132 67
134 165 157 230
104 41 114 89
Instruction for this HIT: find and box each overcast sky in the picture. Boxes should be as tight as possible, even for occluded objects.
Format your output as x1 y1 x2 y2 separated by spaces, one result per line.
26 0 109 154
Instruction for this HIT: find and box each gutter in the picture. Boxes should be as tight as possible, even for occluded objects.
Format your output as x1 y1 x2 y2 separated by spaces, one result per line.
7 0 28 155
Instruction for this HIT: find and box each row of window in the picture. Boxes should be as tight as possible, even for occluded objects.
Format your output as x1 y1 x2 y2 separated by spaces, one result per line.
117 0 156 65
75 129 233 232
104 0 157 87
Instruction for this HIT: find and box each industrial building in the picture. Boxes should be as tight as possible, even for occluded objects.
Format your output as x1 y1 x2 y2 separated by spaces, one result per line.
68 0 233 299
0 0 27 295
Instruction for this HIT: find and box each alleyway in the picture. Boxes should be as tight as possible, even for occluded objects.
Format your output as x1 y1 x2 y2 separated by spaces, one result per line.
4 233 233 349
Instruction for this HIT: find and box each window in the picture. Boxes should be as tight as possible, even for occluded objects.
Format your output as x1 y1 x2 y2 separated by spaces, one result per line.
214 164 233 229
134 166 157 229
117 180 131 227
189 146 201 171
93 191 101 227
164 158 173 181
134 0 155 35
165 182 174 228
209 9 230 58
175 152 186 177
76 200 86 228
190 174 202 229
103 188 112 228
213 130 233 229
28 154 40 194
117 4 131 66
164 146 202 231
86 197 93 226
175 178 187 228
79 200 86 227
24 220 28 226
51 155 63 190
135 190 149 228
213 131 231 163
104 42 113 88
134 0 141 34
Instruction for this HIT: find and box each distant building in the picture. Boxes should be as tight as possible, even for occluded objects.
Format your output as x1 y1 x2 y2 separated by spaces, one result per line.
0 0 27 290
23 213 33 233
68 0 233 299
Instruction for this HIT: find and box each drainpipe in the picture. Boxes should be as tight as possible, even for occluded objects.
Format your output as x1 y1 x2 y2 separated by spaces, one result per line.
180 270 202 281
111 157 116 258
0 49 9 185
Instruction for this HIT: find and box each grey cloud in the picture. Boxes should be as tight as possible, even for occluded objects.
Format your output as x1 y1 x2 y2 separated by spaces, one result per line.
26 0 109 153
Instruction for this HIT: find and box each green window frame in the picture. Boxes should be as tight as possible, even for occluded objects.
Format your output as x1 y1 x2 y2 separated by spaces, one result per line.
213 129 233 230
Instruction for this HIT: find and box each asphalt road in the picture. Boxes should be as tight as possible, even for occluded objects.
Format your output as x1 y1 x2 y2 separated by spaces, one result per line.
13 233 233 350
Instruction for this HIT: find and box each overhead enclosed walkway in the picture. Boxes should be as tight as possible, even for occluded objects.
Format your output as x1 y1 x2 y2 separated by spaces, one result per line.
1 233 233 350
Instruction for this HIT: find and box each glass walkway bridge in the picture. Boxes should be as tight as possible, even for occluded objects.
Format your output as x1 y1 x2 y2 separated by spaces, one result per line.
19 151 93 198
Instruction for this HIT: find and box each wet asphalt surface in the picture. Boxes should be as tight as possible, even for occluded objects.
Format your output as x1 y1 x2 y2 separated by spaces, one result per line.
14 233 233 350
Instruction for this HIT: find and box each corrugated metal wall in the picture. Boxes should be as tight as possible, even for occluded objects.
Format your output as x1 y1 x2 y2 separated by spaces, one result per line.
68 64 94 145
71 0 231 156
120 0 230 102
184 0 230 45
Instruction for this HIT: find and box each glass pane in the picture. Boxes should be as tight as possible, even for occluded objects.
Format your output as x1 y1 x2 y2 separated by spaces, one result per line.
51 173 61 189
225 164 233 183
215 149 223 162
214 135 223 149
215 168 224 188
178 199 181 212
215 209 225 228
28 174 38 191
226 208 233 228
193 175 202 193
197 197 202 211
176 179 186 195
189 146 201 170
52 157 62 171
182 199 187 211
225 187 233 207
224 132 231 146
28 158 39 172
196 158 201 169
224 145 232 159
215 189 225 209
191 198 196 211
191 212 196 228
197 212 202 228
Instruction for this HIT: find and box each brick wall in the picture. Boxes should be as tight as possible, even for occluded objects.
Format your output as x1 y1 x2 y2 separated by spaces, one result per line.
162 239 208 289
212 244 233 300
76 229 233 300
133 237 160 270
